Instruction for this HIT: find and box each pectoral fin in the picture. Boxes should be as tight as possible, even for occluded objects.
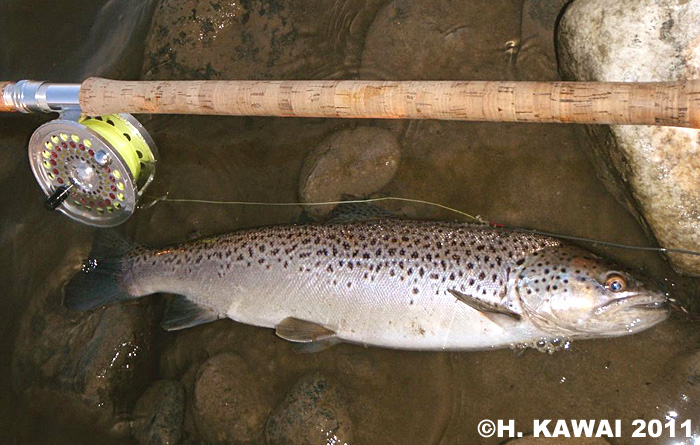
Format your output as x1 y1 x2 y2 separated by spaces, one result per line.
275 317 337 343
448 289 521 321
161 295 220 331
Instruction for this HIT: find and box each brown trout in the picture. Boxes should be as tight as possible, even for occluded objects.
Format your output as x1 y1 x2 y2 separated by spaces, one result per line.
65 219 668 351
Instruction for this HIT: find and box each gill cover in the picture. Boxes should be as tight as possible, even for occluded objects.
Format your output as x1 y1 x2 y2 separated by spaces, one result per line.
514 246 667 336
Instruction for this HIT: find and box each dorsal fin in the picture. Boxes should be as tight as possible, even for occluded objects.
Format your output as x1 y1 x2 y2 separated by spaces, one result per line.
161 295 220 331
325 201 397 223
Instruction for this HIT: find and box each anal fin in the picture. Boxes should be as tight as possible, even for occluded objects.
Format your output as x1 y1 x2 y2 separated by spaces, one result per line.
276 317 337 343
161 295 220 331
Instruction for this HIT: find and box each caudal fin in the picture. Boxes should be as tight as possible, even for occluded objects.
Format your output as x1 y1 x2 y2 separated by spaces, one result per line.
63 231 137 311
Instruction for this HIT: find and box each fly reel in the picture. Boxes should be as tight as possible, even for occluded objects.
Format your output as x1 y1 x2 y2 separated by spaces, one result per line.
27 113 158 227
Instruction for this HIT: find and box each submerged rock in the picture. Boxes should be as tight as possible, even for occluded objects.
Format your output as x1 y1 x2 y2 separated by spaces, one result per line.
299 126 401 218
130 380 186 445
192 352 272 443
360 0 522 80
266 372 353 445
142 0 386 80
557 0 700 275
11 236 159 434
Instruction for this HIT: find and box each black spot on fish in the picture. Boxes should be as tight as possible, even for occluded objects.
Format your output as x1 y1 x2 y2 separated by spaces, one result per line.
479 272 486 280
413 288 419 295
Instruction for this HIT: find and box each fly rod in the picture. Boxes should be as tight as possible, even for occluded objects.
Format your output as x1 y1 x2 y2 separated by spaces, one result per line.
2 77 699 227
3 78 700 127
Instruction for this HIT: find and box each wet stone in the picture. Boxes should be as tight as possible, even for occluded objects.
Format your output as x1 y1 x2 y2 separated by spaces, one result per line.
11 287 159 433
266 372 353 445
299 126 401 218
130 380 186 445
192 352 272 443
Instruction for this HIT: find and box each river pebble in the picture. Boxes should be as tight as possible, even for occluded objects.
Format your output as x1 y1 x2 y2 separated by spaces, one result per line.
193 352 272 443
299 126 400 218
131 380 186 445
266 372 353 445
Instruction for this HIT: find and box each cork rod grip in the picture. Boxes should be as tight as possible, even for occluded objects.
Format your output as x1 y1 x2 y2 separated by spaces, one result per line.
80 78 700 128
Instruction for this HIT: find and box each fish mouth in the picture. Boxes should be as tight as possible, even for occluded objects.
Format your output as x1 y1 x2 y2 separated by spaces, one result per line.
595 294 668 315
630 300 668 310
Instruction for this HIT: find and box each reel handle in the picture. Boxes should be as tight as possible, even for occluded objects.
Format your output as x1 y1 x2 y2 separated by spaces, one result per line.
80 77 700 129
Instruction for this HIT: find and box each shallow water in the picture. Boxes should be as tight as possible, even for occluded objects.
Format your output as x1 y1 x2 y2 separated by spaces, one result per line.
2 0 700 443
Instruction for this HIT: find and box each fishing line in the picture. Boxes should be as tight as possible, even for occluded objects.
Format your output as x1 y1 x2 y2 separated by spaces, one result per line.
145 194 700 258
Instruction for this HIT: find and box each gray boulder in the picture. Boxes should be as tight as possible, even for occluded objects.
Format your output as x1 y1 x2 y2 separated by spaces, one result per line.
558 0 700 275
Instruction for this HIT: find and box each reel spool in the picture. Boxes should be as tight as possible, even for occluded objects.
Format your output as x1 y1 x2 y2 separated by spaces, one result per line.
28 113 158 227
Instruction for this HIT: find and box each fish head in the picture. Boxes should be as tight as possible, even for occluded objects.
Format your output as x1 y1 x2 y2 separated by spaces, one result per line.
514 246 669 337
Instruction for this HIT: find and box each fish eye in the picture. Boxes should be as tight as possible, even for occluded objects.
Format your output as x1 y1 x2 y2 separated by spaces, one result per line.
604 273 628 292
